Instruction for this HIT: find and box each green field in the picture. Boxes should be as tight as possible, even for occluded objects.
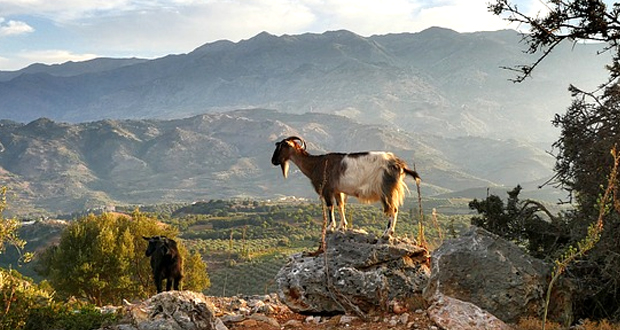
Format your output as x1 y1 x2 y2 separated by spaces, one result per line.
3 197 475 296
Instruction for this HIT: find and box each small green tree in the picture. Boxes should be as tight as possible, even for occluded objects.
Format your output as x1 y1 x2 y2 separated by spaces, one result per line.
37 211 210 306
0 186 30 262
470 185 570 258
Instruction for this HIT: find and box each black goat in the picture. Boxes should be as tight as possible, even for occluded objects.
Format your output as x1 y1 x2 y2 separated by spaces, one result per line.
143 235 183 293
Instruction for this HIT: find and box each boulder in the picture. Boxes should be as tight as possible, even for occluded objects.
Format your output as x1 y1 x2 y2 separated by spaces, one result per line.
276 230 430 315
427 294 512 330
98 291 227 330
424 226 572 324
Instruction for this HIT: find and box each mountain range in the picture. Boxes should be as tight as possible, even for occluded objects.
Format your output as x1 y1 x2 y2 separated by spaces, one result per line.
0 109 558 215
0 27 605 215
0 27 610 142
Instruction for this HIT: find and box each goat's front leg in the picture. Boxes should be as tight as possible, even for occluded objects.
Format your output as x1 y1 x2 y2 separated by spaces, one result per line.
323 196 338 231
166 277 173 291
154 272 164 293
382 209 398 239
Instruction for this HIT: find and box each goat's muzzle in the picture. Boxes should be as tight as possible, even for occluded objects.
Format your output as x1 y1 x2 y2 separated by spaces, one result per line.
271 142 290 178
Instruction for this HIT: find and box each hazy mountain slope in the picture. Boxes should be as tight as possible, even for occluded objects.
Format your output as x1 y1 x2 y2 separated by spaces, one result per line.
0 28 610 142
0 110 554 215
0 57 148 81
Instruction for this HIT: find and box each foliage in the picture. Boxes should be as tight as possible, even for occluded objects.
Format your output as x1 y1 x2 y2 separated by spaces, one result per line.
542 148 618 329
469 185 570 258
23 303 117 330
492 0 620 320
489 0 620 84
0 187 31 263
0 268 54 330
36 211 210 306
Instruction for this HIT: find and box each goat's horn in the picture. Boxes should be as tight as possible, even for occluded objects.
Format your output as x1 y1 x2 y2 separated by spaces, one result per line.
285 136 306 150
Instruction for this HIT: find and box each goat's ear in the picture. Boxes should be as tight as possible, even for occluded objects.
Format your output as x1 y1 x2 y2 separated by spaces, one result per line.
142 236 150 241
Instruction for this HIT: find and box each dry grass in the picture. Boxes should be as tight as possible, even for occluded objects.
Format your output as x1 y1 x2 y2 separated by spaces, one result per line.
515 317 620 330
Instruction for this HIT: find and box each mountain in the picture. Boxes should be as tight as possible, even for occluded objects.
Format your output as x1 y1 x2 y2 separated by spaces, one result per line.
0 110 556 215
0 28 610 142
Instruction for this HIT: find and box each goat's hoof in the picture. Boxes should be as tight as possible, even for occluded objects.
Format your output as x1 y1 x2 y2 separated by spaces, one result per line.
381 232 394 241
303 247 324 257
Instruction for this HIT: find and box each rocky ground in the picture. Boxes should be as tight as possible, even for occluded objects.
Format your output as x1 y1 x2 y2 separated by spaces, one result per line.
210 294 438 330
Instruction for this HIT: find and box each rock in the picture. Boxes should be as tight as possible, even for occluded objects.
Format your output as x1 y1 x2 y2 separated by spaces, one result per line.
276 230 430 315
424 226 573 324
283 319 303 327
427 294 512 330
249 313 280 327
238 319 258 327
338 315 358 325
98 291 225 330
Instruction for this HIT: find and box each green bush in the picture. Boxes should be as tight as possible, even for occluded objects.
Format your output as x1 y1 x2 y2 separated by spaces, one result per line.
0 268 53 330
24 303 117 330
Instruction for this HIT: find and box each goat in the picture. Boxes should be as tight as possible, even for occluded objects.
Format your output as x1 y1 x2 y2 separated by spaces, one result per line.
143 235 183 293
271 136 421 239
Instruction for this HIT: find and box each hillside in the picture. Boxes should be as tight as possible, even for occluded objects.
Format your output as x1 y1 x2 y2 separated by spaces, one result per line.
0 28 610 142
0 110 556 215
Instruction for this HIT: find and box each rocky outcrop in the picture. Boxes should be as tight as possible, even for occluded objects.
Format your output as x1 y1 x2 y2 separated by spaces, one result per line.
98 291 227 330
424 226 573 325
276 230 430 316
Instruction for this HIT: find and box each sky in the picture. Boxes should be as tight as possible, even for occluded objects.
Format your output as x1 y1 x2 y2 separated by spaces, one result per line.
0 0 543 71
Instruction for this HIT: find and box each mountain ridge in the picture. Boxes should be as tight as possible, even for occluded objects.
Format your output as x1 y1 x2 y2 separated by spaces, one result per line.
0 27 610 142
0 110 555 215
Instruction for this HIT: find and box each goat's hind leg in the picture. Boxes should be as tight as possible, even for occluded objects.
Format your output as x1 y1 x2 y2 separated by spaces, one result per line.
381 208 398 239
336 193 347 231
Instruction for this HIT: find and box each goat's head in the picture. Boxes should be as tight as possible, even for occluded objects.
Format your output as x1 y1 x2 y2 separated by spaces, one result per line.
143 235 169 257
271 136 306 178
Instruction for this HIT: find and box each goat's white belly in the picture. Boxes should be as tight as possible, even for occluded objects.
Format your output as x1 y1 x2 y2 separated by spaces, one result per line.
338 168 384 202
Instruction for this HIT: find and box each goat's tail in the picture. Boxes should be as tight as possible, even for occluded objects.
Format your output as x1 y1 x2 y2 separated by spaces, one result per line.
404 168 421 185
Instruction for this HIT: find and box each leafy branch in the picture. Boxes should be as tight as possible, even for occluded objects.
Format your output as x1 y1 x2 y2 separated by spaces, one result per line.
541 145 620 330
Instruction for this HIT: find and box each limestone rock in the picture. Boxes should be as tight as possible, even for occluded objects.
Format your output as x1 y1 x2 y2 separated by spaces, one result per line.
427 294 512 330
98 291 225 330
424 226 572 324
276 230 430 315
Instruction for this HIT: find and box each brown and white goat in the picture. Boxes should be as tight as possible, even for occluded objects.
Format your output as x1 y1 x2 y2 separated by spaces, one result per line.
271 136 421 238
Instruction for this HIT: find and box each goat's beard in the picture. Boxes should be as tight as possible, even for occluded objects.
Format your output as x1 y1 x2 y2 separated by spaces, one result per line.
281 161 289 179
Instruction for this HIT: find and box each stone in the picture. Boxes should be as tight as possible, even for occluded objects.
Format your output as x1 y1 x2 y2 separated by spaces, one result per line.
96 291 225 330
238 319 258 327
283 319 303 327
249 313 280 327
276 230 430 315
424 226 573 324
427 294 512 330
339 315 358 325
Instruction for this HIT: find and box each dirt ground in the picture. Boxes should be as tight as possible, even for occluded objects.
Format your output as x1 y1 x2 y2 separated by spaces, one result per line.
242 310 438 330
209 293 438 330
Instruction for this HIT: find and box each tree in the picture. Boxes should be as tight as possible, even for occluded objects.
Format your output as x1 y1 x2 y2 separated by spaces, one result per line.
469 185 570 258
0 187 29 261
491 0 620 320
0 186 50 330
37 211 210 306
490 0 620 84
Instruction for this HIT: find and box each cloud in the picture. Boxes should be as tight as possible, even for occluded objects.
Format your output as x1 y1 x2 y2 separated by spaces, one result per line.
0 50 99 70
15 49 98 66
0 17 34 36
